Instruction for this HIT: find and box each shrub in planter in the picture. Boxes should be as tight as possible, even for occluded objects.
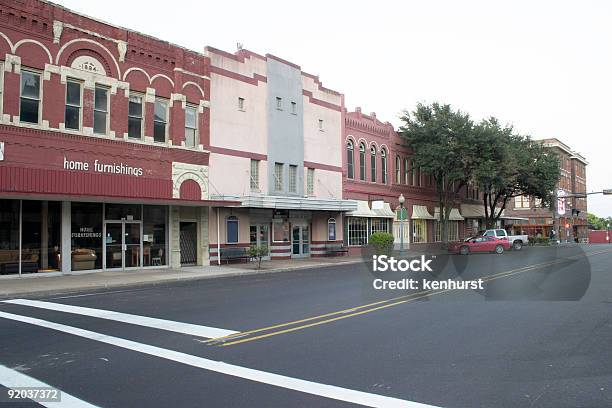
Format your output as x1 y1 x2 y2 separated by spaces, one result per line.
369 232 395 256
247 245 268 269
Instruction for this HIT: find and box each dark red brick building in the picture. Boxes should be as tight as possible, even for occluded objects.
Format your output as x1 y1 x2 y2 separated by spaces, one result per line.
0 0 232 276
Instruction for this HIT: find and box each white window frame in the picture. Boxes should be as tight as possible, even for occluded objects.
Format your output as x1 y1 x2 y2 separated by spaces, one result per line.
19 69 42 125
359 143 366 181
306 167 314 195
370 146 377 183
347 140 354 180
288 165 297 193
128 93 144 139
153 98 169 143
238 97 245 111
274 162 284 191
347 217 368 246
65 79 83 131
395 155 400 184
291 101 297 114
276 97 283 110
93 85 110 135
0 62 4 116
184 104 199 147
250 159 260 191
381 149 388 184
318 119 324 131
404 158 410 185
371 218 389 234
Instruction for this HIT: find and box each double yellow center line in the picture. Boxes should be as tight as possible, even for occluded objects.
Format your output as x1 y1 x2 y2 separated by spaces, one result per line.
206 248 612 347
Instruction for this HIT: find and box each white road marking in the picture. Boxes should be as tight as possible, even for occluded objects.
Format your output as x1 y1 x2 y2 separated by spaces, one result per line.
3 299 238 339
0 311 438 408
0 363 98 408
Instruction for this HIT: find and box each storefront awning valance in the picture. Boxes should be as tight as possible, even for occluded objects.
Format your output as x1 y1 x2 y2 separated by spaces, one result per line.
434 207 465 221
412 205 434 220
461 204 508 219
211 195 358 212
370 201 396 218
346 200 376 217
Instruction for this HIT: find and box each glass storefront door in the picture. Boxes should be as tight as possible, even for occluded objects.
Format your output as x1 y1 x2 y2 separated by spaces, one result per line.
249 224 270 260
291 225 310 257
105 221 142 269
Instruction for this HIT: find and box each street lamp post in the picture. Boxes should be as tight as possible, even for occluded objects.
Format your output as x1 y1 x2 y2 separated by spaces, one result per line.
399 194 405 256
607 223 610 245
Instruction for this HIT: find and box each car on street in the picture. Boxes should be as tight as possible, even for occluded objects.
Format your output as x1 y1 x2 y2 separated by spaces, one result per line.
448 235 511 255
481 229 528 250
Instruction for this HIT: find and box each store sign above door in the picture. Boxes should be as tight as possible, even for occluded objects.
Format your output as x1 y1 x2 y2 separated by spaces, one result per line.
63 157 143 177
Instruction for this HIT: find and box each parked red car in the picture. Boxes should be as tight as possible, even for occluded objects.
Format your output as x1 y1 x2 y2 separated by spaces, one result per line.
448 236 511 255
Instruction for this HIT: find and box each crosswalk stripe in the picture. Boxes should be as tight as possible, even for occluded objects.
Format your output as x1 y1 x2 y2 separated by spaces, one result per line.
0 311 438 408
3 299 238 339
0 363 99 408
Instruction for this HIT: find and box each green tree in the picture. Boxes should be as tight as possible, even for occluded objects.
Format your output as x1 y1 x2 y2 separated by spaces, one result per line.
399 103 478 244
588 213 612 230
247 245 268 269
472 118 560 228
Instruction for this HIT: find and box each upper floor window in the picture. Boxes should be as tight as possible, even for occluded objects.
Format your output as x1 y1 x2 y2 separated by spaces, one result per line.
238 97 245 111
412 161 420 186
370 146 377 182
395 156 401 184
93 86 109 135
359 143 366 181
153 99 168 143
250 159 260 191
318 119 324 131
184 105 198 147
288 165 297 193
0 63 3 115
20 71 41 124
65 80 82 130
291 101 297 114
276 97 283 110
515 195 530 209
381 148 388 184
346 140 354 179
274 163 284 191
128 94 143 139
404 158 410 185
306 168 314 195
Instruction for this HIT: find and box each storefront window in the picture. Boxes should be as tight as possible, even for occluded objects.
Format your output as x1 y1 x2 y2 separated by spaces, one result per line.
328 218 336 241
105 204 141 220
227 216 239 244
0 200 20 275
273 220 290 242
71 202 103 271
22 201 62 273
371 218 389 234
348 217 368 246
143 205 167 266
434 220 459 242
413 219 427 243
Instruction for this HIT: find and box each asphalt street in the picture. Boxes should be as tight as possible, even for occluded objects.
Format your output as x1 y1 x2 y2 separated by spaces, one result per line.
0 244 611 408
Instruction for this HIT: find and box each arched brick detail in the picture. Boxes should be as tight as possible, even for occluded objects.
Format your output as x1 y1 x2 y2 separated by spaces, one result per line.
179 179 202 200
66 48 112 77
172 162 209 201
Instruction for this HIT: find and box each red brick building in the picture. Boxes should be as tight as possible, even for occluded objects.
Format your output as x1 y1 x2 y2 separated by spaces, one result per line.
0 0 234 276
341 108 491 252
504 138 588 242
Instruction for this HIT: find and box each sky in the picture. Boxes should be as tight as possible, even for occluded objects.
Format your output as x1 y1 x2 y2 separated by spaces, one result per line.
55 0 612 217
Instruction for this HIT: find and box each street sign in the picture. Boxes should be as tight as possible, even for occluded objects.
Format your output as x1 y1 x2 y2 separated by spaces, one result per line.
557 189 566 216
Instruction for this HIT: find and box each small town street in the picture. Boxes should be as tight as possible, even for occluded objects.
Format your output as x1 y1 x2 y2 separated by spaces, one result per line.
1 245 611 407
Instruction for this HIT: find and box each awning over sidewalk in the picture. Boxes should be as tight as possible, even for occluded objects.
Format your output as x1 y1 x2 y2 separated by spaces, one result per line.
434 207 465 221
346 200 376 217
371 201 396 218
500 215 529 221
461 203 508 219
412 205 434 220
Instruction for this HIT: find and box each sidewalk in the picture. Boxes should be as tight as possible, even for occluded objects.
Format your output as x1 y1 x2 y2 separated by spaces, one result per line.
0 255 363 299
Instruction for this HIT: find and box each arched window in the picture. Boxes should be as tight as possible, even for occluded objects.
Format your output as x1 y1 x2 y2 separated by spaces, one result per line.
359 143 366 181
327 218 336 241
346 140 354 179
381 148 388 184
370 146 377 182
404 158 409 185
227 216 239 244
395 155 401 184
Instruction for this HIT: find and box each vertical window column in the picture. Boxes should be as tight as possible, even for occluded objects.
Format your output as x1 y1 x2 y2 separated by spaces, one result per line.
154 99 168 143
64 80 82 130
20 71 41 124
184 105 198 147
93 86 109 135
128 94 143 139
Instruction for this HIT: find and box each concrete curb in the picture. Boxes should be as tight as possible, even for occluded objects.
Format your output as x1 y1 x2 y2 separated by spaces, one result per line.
0 259 364 300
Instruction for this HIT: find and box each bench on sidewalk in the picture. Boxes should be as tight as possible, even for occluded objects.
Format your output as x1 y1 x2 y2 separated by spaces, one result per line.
219 247 251 264
323 244 349 256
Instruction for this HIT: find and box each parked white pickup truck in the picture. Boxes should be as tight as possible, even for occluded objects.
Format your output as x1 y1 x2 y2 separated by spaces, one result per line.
481 229 528 250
